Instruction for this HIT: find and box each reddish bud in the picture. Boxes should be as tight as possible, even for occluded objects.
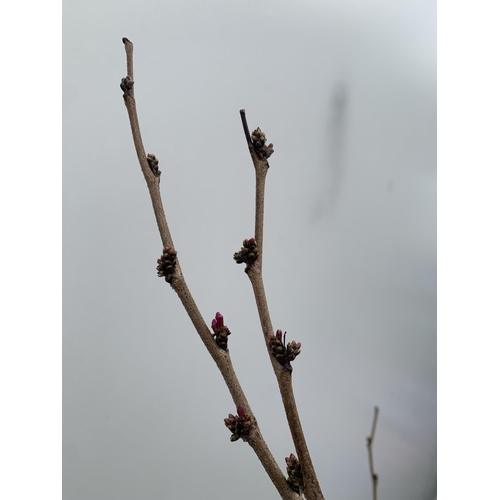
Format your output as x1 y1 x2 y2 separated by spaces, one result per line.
268 143 274 149
276 330 283 341
211 319 217 333
237 405 245 418
216 312 224 329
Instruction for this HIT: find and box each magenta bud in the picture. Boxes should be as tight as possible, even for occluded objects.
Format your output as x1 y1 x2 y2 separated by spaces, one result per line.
237 405 245 418
211 319 217 333
276 330 283 341
216 312 224 328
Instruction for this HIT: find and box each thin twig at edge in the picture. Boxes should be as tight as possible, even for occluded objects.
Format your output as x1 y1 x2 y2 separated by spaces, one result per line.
366 405 380 500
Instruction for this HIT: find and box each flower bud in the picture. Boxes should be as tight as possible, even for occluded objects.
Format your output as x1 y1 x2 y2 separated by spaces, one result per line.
216 312 224 329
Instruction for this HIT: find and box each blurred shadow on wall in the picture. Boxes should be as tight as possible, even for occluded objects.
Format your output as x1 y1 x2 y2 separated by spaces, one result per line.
309 81 349 223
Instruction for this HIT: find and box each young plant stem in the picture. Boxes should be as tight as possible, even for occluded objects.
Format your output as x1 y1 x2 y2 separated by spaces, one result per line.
240 111 325 500
121 38 299 500
366 406 380 500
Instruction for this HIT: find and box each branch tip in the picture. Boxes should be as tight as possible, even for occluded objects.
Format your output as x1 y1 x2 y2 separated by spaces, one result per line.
240 110 252 147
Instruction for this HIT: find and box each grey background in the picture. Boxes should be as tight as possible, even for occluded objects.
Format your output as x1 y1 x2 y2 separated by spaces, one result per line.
63 1 436 499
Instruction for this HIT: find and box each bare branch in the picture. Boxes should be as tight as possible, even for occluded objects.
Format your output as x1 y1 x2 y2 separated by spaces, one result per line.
239 113 324 500
120 39 298 500
366 405 380 500
239 110 269 257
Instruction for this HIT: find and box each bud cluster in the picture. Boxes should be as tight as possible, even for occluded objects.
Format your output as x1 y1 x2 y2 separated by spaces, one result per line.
251 127 274 160
156 247 177 283
147 153 161 178
285 453 303 494
269 330 302 372
233 238 259 269
224 405 254 442
120 75 134 94
211 312 231 350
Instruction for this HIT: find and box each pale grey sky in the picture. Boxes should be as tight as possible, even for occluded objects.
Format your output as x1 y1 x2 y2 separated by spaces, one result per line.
63 1 436 499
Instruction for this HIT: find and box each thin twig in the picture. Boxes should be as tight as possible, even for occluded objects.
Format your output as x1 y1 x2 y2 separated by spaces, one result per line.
240 109 268 256
122 38 134 86
366 405 380 500
240 113 324 500
240 109 253 147
121 38 299 500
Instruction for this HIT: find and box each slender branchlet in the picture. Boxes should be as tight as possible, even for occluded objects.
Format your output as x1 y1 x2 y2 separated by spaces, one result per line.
366 405 380 500
121 38 299 500
238 111 324 500
121 38 172 251
239 110 270 261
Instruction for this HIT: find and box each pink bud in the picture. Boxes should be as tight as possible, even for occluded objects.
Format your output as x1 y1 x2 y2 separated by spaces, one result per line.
237 405 245 418
211 319 218 333
216 312 224 329
276 330 282 341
